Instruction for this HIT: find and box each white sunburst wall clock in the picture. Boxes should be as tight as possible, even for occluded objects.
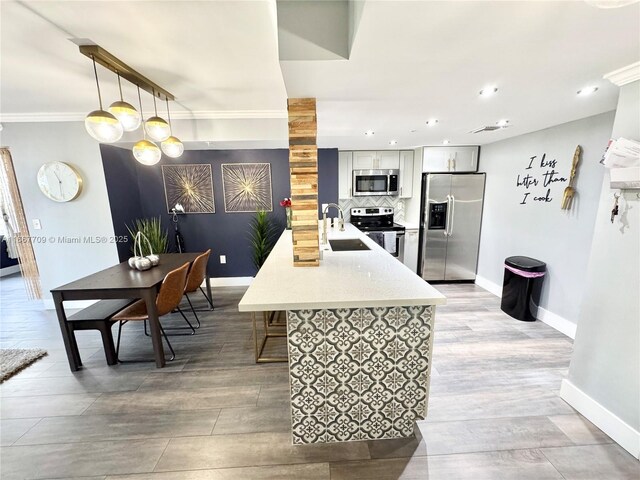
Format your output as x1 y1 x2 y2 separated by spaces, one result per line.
221 163 273 213
37 162 83 202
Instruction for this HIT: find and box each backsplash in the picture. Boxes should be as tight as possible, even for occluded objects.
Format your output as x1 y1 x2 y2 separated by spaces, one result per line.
339 197 405 222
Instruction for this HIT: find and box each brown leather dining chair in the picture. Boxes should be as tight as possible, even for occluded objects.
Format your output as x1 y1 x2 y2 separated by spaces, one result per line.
182 249 214 328
112 262 190 361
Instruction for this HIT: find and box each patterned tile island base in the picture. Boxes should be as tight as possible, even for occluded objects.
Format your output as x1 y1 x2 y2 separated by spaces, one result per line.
287 305 435 444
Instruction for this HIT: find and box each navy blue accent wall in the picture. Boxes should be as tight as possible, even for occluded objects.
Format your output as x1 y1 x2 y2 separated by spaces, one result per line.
101 146 338 277
100 145 144 261
318 148 339 217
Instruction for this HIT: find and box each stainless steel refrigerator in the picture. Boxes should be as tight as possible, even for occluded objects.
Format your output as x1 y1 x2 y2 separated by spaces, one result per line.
419 173 486 281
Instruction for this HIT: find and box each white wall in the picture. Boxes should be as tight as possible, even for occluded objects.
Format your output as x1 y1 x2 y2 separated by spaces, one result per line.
0 122 119 303
476 112 615 333
562 80 640 458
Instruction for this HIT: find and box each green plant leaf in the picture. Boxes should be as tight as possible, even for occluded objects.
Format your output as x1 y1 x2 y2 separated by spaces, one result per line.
126 216 169 256
248 210 277 272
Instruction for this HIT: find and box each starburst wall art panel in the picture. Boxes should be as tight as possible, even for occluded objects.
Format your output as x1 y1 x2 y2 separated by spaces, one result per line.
221 163 273 213
162 164 215 214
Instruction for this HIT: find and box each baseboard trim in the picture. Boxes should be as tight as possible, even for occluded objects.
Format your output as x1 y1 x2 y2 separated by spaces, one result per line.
43 299 98 310
0 265 21 277
474 275 576 339
560 379 640 459
209 276 254 287
474 275 502 297
538 307 577 339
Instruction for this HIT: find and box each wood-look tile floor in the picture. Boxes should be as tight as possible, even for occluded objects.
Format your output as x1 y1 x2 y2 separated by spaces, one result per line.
1 274 637 479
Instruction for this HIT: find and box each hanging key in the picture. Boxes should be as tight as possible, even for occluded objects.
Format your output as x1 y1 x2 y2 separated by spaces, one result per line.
611 194 620 223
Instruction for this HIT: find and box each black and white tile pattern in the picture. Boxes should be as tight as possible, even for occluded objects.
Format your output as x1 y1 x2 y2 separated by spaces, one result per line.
287 305 434 444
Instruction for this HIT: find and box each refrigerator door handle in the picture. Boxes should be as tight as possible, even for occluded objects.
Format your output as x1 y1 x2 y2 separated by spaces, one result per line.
443 195 451 237
448 194 456 237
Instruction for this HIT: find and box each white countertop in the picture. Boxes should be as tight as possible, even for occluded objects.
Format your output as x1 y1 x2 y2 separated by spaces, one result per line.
395 220 420 230
238 222 446 311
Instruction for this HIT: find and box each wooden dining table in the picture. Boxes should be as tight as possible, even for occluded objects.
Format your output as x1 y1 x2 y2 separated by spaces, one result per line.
51 253 209 371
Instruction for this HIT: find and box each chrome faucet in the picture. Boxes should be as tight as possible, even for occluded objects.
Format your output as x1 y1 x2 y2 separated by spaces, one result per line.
322 203 345 244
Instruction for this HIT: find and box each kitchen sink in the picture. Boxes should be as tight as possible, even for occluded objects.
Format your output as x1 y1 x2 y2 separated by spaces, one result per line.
328 239 371 251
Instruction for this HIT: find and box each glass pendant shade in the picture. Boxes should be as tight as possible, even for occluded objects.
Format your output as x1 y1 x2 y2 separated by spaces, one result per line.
161 136 184 158
84 110 123 143
108 101 141 131
133 139 161 165
144 116 171 141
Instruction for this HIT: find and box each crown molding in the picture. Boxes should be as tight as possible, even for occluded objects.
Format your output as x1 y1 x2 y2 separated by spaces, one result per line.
603 62 640 86
0 110 288 123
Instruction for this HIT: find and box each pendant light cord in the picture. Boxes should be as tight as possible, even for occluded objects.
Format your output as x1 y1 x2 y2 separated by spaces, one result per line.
137 85 147 140
91 56 103 110
165 98 173 133
116 72 124 101
152 88 158 116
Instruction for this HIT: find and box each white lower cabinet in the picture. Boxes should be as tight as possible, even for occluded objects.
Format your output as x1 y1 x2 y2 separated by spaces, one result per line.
403 229 419 273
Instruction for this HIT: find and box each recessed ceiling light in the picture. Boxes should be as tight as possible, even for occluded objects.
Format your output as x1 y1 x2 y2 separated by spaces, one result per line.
496 119 510 127
442 139 450 145
426 119 439 126
389 140 397 145
479 86 498 97
365 130 375 136
577 86 598 96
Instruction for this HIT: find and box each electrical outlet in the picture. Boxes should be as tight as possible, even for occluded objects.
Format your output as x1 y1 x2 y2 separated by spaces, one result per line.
32 219 42 230
220 255 226 264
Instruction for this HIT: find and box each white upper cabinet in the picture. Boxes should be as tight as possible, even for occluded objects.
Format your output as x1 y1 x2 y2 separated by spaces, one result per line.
399 150 414 198
339 150 414 199
378 151 400 170
338 151 353 199
353 151 400 170
423 146 479 172
353 151 377 170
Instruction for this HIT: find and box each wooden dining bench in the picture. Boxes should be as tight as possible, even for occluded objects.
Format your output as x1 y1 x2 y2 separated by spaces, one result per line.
66 299 137 366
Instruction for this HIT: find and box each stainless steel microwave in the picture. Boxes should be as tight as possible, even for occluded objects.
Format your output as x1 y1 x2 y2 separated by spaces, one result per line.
353 169 399 196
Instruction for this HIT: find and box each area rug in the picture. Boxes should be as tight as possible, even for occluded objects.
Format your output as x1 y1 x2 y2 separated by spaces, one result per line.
0 348 47 382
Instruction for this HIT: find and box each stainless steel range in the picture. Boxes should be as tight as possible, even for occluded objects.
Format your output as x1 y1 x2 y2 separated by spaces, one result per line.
350 207 405 260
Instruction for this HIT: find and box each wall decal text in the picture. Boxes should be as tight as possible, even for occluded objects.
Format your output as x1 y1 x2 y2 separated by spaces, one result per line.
517 153 567 205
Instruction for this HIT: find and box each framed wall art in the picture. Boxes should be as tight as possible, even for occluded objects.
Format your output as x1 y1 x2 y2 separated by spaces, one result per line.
162 164 215 214
221 163 273 213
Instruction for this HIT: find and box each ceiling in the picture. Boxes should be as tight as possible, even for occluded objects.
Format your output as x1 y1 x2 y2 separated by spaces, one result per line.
1 1 639 149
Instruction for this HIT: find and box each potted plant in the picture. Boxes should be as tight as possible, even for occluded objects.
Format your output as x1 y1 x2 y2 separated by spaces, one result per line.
126 217 169 256
280 197 292 229
249 210 277 272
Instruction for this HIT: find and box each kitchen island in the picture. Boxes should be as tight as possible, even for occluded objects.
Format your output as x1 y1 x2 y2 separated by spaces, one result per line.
238 222 446 444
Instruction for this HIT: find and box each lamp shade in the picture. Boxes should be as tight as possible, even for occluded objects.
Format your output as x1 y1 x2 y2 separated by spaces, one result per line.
161 136 184 158
144 116 171 142
84 110 123 143
133 139 161 165
108 101 141 131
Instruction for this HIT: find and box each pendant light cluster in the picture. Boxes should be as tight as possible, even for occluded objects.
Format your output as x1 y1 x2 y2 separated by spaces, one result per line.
81 46 183 165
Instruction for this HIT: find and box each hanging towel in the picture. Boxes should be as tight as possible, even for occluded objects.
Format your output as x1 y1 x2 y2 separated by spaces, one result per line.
383 232 397 255
367 232 384 248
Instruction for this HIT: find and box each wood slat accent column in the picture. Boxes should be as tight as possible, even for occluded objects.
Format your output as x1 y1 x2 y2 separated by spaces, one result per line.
288 98 319 267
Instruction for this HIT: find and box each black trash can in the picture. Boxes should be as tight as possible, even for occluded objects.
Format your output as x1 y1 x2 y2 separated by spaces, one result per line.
500 256 546 322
